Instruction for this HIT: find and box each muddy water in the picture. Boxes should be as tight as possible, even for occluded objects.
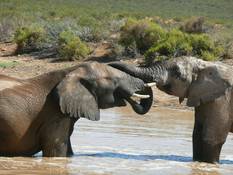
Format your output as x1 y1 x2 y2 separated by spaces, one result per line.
0 107 233 175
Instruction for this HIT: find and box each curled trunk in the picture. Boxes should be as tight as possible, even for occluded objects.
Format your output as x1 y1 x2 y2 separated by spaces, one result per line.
108 61 167 114
127 87 153 114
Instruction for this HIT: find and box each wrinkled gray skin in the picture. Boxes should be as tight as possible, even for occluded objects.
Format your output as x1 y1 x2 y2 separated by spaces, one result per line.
109 56 233 163
0 62 153 157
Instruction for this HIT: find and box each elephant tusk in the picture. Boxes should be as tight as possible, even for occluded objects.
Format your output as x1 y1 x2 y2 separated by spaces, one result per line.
144 82 156 87
132 93 150 99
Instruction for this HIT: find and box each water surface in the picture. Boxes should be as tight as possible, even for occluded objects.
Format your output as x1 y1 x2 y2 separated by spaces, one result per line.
0 107 233 175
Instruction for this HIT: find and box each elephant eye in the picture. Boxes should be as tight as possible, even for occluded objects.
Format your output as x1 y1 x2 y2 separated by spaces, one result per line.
171 65 188 82
171 66 181 78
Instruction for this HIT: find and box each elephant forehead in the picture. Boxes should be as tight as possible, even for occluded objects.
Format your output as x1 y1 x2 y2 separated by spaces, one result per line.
0 80 22 91
69 64 108 77
96 77 118 87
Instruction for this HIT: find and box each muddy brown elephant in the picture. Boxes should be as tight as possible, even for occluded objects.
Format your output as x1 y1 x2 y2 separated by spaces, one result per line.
109 56 233 163
0 62 153 157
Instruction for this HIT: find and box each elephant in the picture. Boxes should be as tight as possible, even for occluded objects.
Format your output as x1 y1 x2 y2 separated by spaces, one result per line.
109 56 233 163
0 62 154 157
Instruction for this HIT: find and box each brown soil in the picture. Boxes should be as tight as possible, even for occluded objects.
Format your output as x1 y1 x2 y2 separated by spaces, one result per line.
1 43 233 111
0 43 79 78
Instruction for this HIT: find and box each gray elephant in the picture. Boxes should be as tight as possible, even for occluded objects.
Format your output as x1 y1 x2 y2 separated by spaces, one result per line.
109 56 233 163
0 62 153 157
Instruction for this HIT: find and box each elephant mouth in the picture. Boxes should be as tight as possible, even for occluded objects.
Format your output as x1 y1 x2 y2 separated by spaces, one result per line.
123 86 154 115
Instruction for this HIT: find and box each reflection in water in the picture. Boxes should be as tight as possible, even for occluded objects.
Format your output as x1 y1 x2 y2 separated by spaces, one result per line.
0 106 233 175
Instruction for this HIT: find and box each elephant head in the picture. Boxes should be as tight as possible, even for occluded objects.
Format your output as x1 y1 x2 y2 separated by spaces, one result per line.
56 62 154 121
109 56 233 107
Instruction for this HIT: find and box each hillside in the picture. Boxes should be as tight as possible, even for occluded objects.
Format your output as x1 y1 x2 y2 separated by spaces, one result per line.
1 0 233 23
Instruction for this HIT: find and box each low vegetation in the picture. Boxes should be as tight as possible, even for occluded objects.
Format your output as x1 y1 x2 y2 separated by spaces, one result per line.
57 31 90 61
0 0 232 61
119 19 224 63
180 17 205 34
0 61 19 68
119 18 166 54
14 26 46 54
144 29 193 61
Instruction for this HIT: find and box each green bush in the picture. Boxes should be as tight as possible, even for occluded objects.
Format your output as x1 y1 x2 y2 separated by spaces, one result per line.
77 15 109 42
200 51 216 61
14 26 45 54
190 34 224 60
58 31 90 61
145 29 192 62
144 28 224 63
119 18 166 54
119 18 137 47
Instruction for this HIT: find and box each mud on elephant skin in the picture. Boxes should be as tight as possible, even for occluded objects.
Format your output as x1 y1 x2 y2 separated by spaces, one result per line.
109 56 233 163
0 62 153 157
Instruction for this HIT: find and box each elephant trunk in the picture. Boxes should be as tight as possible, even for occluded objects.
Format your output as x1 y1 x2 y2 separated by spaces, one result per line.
127 87 153 115
109 61 168 114
108 61 167 84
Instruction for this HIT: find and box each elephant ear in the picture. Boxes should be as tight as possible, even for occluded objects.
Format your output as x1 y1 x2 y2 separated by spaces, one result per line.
56 75 100 121
187 66 231 107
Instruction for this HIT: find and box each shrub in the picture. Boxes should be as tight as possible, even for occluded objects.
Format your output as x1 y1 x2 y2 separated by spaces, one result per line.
107 42 124 59
144 28 224 63
145 29 192 63
190 34 224 60
180 17 205 34
0 17 15 42
14 26 45 54
200 51 216 61
119 18 137 48
78 26 107 42
119 18 166 54
122 42 139 58
78 16 108 42
190 34 213 55
0 16 27 42
57 30 90 61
